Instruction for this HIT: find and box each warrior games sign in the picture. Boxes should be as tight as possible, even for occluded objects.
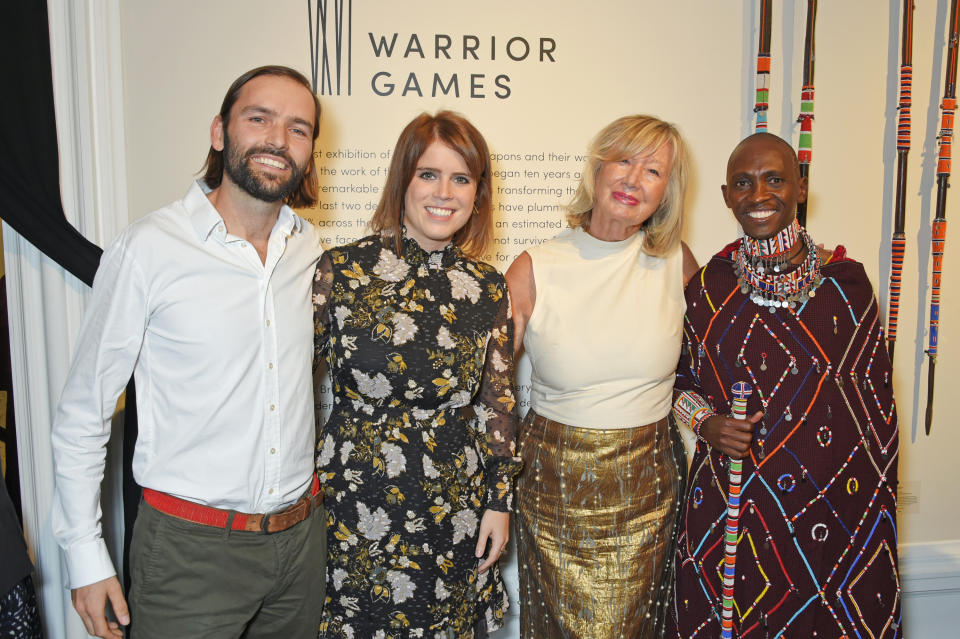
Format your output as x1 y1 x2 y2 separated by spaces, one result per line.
307 0 558 98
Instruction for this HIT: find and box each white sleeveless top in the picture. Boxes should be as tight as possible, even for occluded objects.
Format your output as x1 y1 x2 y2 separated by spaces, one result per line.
523 227 686 428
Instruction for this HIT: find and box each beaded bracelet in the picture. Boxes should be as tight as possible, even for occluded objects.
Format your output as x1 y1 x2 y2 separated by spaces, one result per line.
690 406 714 444
673 391 716 444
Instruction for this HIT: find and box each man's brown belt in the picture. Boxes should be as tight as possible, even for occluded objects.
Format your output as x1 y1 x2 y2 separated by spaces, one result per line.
143 478 323 534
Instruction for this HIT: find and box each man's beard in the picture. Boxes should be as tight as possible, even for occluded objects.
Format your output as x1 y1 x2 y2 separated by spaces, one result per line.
222 129 307 203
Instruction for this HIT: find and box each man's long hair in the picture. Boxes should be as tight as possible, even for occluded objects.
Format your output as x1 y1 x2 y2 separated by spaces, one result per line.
200 65 321 208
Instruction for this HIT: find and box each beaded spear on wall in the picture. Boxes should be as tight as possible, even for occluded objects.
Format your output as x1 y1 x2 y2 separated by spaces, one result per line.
754 0 773 132
925 0 960 435
795 0 817 227
887 0 915 365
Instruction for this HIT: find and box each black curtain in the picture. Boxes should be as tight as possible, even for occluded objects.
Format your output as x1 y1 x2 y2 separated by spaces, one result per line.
0 1 101 284
0 1 139 593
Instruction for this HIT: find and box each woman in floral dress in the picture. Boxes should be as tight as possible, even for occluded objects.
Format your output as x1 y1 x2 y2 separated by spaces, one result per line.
313 111 521 638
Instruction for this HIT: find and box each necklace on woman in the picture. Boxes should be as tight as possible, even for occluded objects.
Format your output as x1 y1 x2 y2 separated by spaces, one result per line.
734 218 822 312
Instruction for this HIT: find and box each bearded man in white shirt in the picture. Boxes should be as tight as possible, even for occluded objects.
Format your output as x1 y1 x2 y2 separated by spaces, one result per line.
51 65 326 639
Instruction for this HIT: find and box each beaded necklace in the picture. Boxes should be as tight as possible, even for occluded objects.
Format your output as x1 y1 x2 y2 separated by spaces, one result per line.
734 219 822 312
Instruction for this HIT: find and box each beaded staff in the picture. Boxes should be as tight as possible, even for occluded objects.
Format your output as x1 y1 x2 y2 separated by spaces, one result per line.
796 0 817 227
926 0 960 435
754 0 773 132
887 0 915 365
720 381 753 639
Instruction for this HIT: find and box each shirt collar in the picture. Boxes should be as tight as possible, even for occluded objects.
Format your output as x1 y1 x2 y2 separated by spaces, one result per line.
186 180 303 241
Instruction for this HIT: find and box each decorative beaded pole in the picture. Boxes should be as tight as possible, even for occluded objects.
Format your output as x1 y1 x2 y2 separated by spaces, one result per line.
926 0 960 435
795 0 817 227
754 0 773 132
887 0 915 365
720 381 753 639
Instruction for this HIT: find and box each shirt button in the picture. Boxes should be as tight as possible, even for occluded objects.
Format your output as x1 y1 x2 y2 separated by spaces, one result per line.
270 448 276 454
269 488 274 495
268 362 274 369
218 224 224 232
266 319 271 327
270 404 276 411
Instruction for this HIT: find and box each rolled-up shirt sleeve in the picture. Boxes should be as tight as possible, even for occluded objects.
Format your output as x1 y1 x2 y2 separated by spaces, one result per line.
51 230 148 589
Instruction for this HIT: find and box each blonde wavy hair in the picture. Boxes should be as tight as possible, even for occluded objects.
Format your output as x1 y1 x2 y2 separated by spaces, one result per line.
566 114 688 257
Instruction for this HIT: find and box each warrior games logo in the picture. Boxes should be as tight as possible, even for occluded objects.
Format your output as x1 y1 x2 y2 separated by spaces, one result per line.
307 0 557 99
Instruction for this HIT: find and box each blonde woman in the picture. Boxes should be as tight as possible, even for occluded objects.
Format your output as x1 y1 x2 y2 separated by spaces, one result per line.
507 115 697 638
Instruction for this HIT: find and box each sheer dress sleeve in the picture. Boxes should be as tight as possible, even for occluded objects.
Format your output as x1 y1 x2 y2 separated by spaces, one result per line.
313 250 334 373
675 316 704 396
471 281 523 512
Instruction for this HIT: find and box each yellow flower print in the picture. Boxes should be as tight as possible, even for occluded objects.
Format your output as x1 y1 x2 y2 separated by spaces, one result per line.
394 553 421 570
386 486 405 505
432 370 459 397
427 349 456 367
430 498 452 523
334 521 354 542
385 533 402 553
386 353 407 374
371 584 390 602
439 303 457 323
343 261 370 285
436 555 454 574
372 322 392 342
390 612 411 629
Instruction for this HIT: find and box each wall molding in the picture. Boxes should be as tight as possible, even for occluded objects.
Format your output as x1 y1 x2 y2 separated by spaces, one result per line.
900 539 960 596
900 540 960 636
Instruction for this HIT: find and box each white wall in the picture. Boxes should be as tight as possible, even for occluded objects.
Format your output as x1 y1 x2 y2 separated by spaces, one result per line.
18 1 956 636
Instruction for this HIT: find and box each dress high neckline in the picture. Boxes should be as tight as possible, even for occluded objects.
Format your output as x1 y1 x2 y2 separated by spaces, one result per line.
573 226 644 256
389 231 461 268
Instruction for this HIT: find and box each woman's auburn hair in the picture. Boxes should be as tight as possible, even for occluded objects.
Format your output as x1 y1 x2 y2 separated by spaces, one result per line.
566 114 689 258
369 111 493 259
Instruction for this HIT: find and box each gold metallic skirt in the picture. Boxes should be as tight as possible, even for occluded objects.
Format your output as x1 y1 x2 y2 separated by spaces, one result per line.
515 411 686 639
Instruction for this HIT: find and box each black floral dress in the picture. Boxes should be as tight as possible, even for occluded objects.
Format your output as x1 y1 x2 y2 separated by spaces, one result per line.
313 234 521 639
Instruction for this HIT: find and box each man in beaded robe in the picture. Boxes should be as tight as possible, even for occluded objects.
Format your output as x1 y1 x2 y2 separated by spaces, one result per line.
665 133 901 638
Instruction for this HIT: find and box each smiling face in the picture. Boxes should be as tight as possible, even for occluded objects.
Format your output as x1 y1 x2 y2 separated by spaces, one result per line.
590 143 673 240
212 74 316 203
721 134 808 240
401 140 477 252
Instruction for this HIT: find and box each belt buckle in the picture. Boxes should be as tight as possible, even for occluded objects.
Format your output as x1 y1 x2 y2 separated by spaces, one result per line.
260 495 310 534
260 512 273 534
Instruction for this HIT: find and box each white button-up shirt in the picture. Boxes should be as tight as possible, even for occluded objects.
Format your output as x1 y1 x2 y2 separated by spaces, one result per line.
51 182 322 588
